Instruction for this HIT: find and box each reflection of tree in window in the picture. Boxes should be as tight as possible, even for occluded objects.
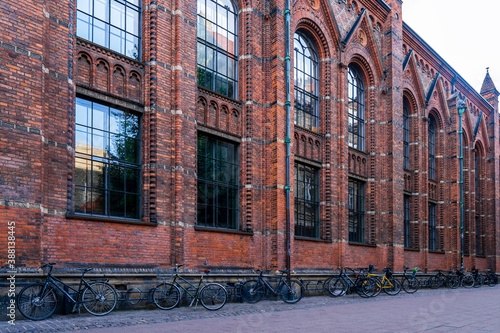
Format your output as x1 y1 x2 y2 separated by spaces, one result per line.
74 98 141 219
293 32 319 131
294 163 319 238
197 0 238 99
348 178 365 243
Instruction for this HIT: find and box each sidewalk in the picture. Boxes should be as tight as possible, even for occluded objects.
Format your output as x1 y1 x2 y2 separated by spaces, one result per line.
2 286 499 332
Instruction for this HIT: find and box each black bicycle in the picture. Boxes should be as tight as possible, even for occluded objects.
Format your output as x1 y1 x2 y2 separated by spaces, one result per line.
240 269 304 304
401 266 419 293
325 267 379 298
152 264 228 311
17 263 117 320
471 269 484 288
484 269 498 287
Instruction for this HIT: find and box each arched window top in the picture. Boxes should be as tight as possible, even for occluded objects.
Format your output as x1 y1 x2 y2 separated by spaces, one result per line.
293 31 319 131
197 0 238 99
348 64 365 92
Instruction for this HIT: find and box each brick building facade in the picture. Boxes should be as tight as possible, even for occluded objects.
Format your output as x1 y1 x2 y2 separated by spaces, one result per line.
1 0 500 283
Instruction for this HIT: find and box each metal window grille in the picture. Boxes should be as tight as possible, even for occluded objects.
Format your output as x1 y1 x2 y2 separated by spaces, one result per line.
77 0 142 59
293 32 319 131
348 178 365 243
348 65 365 151
294 163 320 238
74 97 141 219
196 0 238 99
197 134 239 229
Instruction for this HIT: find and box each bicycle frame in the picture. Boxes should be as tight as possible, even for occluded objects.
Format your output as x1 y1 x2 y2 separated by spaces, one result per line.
159 270 210 307
255 271 288 296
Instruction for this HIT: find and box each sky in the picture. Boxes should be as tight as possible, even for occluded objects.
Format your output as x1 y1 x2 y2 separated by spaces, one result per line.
402 0 500 94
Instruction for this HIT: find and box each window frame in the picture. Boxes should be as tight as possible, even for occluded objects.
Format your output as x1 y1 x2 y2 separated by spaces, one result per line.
196 133 239 230
404 195 411 248
293 32 320 132
77 0 142 60
294 162 320 238
348 178 365 243
73 97 142 220
196 0 239 99
428 117 436 180
403 100 410 170
347 64 365 151
428 202 437 251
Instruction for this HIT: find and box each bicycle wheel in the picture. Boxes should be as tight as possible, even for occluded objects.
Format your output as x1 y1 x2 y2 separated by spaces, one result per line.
200 283 227 310
82 282 117 316
402 277 419 293
461 275 475 288
325 276 347 297
356 277 379 298
279 280 304 304
446 276 460 289
473 276 484 288
428 276 442 289
241 279 265 303
17 283 57 321
383 277 402 296
152 282 181 310
487 275 497 287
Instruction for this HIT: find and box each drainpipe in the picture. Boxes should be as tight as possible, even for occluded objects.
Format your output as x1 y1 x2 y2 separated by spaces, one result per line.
284 0 292 281
458 99 466 270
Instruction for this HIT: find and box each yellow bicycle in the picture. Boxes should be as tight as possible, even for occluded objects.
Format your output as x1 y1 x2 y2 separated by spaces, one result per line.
365 266 401 296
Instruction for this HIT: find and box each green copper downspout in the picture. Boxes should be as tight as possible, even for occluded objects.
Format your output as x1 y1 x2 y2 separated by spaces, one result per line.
458 100 466 270
284 0 291 281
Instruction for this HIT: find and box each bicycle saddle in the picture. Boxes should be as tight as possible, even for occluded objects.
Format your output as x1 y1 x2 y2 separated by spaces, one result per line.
78 268 93 272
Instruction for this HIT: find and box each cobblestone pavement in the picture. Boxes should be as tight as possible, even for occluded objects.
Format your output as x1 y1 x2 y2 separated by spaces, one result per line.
2 286 499 332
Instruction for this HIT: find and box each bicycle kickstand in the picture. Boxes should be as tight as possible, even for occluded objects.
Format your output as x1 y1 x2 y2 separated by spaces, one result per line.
189 297 199 308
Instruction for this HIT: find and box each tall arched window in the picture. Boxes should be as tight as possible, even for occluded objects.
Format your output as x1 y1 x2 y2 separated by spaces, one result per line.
348 65 365 150
294 32 319 131
197 0 238 99
428 116 436 180
474 145 484 255
403 99 410 169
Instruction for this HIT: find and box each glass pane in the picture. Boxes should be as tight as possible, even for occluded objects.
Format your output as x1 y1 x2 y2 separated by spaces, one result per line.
109 191 125 217
111 2 125 28
109 108 124 134
78 0 92 13
217 207 228 228
91 161 106 189
125 168 140 194
110 26 125 54
125 113 139 138
92 129 108 158
126 35 139 59
126 8 139 35
75 125 91 155
197 16 205 40
217 6 227 30
206 20 215 44
197 0 205 16
227 12 235 34
94 0 108 22
206 0 216 22
77 12 92 40
227 32 235 55
126 194 140 219
75 157 92 187
76 98 91 126
93 19 108 47
206 47 215 70
125 138 139 164
91 188 106 215
108 164 124 191
92 101 108 131
217 27 227 51
74 186 91 214
197 42 206 67
198 183 207 204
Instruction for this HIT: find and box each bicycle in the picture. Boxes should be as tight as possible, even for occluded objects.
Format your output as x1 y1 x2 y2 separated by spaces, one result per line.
368 267 401 296
240 269 304 304
484 269 498 287
17 263 117 321
427 269 457 289
400 266 419 293
325 267 379 298
471 269 484 288
152 264 228 311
